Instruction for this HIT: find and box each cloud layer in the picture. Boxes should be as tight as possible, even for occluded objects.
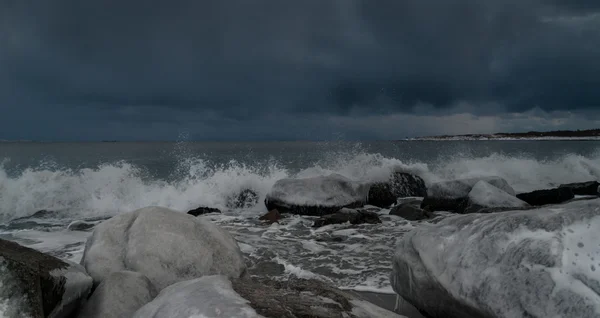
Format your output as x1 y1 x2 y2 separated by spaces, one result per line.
1 0 599 140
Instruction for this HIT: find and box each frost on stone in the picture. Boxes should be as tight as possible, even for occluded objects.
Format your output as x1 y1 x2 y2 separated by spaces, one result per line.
463 181 529 213
391 199 600 318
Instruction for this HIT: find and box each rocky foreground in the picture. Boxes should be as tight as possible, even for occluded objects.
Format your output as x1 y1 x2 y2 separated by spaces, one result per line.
1 171 599 317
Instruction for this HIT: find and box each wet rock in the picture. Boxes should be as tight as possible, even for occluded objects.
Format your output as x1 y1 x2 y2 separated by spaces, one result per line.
77 271 157 318
460 181 529 214
12 209 58 221
227 189 259 209
0 238 92 318
259 209 280 224
367 182 396 208
187 206 221 216
67 220 96 231
367 173 427 208
265 174 369 216
559 181 600 196
516 187 574 206
421 176 514 212
312 208 381 228
390 200 428 221
81 206 246 290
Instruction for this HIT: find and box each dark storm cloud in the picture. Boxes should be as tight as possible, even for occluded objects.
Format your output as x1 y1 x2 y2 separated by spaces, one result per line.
1 0 599 140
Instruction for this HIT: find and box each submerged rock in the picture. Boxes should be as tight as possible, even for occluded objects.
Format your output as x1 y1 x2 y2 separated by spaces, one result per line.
187 206 221 216
259 209 281 224
516 187 574 206
77 271 157 318
461 180 529 214
227 189 260 209
312 208 381 227
559 181 600 196
391 199 600 318
421 176 514 212
265 174 369 216
133 275 407 318
389 200 428 221
81 206 246 291
67 220 96 231
367 172 427 208
0 238 92 318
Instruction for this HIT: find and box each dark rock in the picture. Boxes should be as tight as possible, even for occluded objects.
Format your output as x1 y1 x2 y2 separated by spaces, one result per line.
186 206 221 216
67 220 96 231
246 261 286 277
259 209 281 224
390 200 428 221
559 181 600 196
0 238 92 318
421 176 514 212
227 189 259 209
312 208 381 228
367 182 396 208
516 187 574 206
12 210 58 222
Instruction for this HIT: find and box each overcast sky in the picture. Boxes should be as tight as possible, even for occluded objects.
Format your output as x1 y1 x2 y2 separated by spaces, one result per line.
1 0 599 141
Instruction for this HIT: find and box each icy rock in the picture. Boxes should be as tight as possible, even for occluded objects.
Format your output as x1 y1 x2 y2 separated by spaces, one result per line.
132 275 263 318
77 271 157 318
0 238 92 318
516 187 574 206
312 208 381 227
559 181 600 196
421 176 514 212
81 206 246 291
462 181 529 214
265 174 369 216
367 172 426 208
391 199 600 318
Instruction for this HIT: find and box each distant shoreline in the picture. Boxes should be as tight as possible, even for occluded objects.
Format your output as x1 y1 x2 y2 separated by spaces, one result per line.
410 129 600 141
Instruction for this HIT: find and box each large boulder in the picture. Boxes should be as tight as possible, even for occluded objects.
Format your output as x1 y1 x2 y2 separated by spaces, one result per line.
77 271 157 318
559 181 600 196
80 206 246 291
420 176 514 212
391 199 600 318
0 238 92 318
312 208 381 227
265 174 369 216
367 173 427 208
461 181 529 214
133 275 407 318
516 187 574 206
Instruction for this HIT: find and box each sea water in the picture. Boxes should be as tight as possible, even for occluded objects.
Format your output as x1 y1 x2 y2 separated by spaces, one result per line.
0 140 599 294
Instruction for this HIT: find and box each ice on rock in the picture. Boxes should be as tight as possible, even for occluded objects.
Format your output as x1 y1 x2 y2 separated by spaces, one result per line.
81 206 246 290
391 199 600 318
265 173 369 215
132 275 264 318
463 181 529 213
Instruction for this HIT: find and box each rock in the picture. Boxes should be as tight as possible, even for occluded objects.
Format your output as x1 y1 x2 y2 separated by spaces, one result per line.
0 238 92 318
461 181 529 214
187 206 221 216
12 209 59 221
367 182 396 208
227 189 259 209
559 181 600 196
389 200 428 221
516 187 574 206
259 209 280 224
265 174 369 216
367 173 427 208
421 176 514 212
312 208 381 227
77 271 157 318
67 220 96 231
390 199 600 318
81 206 246 290
133 275 407 318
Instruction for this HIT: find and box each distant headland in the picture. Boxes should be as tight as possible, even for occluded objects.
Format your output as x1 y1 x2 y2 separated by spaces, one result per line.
411 128 600 141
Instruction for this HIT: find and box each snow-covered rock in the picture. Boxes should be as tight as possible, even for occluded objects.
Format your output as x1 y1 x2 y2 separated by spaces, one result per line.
391 199 600 318
265 174 369 216
421 176 514 212
81 206 246 290
0 238 92 318
134 275 408 318
462 181 529 213
132 276 263 318
77 271 157 318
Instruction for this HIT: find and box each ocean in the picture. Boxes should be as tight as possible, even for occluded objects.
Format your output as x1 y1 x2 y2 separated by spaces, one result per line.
1 140 599 300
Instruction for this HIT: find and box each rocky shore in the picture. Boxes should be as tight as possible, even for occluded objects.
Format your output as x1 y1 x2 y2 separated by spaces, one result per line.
1 171 599 317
